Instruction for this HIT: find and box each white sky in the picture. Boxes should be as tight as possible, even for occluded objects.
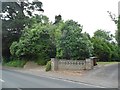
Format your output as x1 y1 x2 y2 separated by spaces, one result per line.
39 0 119 36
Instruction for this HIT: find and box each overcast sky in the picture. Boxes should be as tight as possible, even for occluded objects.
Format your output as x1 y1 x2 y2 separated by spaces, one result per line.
39 0 119 36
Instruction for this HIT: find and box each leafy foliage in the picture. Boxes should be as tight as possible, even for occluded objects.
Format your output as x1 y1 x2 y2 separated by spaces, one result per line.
94 29 113 41
92 37 112 61
117 16 120 57
54 15 62 24
45 61 51 71
5 60 27 67
10 18 53 62
56 20 93 60
108 11 120 59
92 30 119 61
1 1 44 59
3 9 119 67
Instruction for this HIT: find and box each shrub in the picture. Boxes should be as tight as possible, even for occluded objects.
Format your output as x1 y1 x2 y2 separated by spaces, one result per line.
35 53 50 65
36 59 47 65
45 61 51 71
5 60 27 67
10 23 53 61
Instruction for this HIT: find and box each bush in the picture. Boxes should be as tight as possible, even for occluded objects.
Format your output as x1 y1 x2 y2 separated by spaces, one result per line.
10 23 53 61
5 60 27 67
45 61 51 71
35 54 50 65
36 59 47 65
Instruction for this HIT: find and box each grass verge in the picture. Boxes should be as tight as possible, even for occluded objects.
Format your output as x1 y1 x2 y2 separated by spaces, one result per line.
97 62 119 66
4 60 27 68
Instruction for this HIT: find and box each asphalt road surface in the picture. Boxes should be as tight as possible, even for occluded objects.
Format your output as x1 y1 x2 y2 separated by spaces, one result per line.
84 63 118 81
81 63 119 88
1 69 102 88
1 63 119 88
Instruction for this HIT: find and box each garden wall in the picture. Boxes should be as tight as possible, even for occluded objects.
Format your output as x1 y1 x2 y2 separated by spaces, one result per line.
51 58 93 71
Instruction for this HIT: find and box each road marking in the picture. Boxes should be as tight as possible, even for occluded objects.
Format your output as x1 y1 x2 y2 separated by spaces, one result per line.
17 88 22 90
0 79 5 82
38 75 106 88
6 69 107 88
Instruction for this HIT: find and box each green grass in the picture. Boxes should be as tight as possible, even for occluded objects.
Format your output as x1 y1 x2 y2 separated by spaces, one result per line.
4 60 27 68
97 62 119 65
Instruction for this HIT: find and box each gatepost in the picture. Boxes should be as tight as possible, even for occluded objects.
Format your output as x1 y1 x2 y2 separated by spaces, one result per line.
85 58 93 70
51 58 58 71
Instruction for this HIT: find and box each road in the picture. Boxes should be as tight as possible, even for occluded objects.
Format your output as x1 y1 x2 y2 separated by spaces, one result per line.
84 63 118 81
80 63 119 88
1 63 119 88
1 69 101 88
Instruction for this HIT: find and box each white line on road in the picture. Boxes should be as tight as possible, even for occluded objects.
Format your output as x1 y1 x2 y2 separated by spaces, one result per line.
6 69 107 88
0 79 5 82
37 74 106 88
17 88 22 90
18 70 106 88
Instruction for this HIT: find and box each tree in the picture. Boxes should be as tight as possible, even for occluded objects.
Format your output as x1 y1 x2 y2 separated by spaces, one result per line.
1 1 44 60
10 18 53 61
91 37 112 61
92 29 119 61
108 11 120 45
54 14 62 24
107 11 120 60
107 11 117 24
117 16 120 47
56 20 93 60
48 15 64 58
94 29 113 41
107 42 119 61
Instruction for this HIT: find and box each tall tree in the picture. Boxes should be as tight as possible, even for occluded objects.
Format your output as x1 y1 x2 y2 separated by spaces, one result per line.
10 19 52 61
94 29 113 41
117 16 120 47
107 11 120 60
107 11 120 46
92 29 119 61
56 20 93 60
54 14 62 24
1 0 44 60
